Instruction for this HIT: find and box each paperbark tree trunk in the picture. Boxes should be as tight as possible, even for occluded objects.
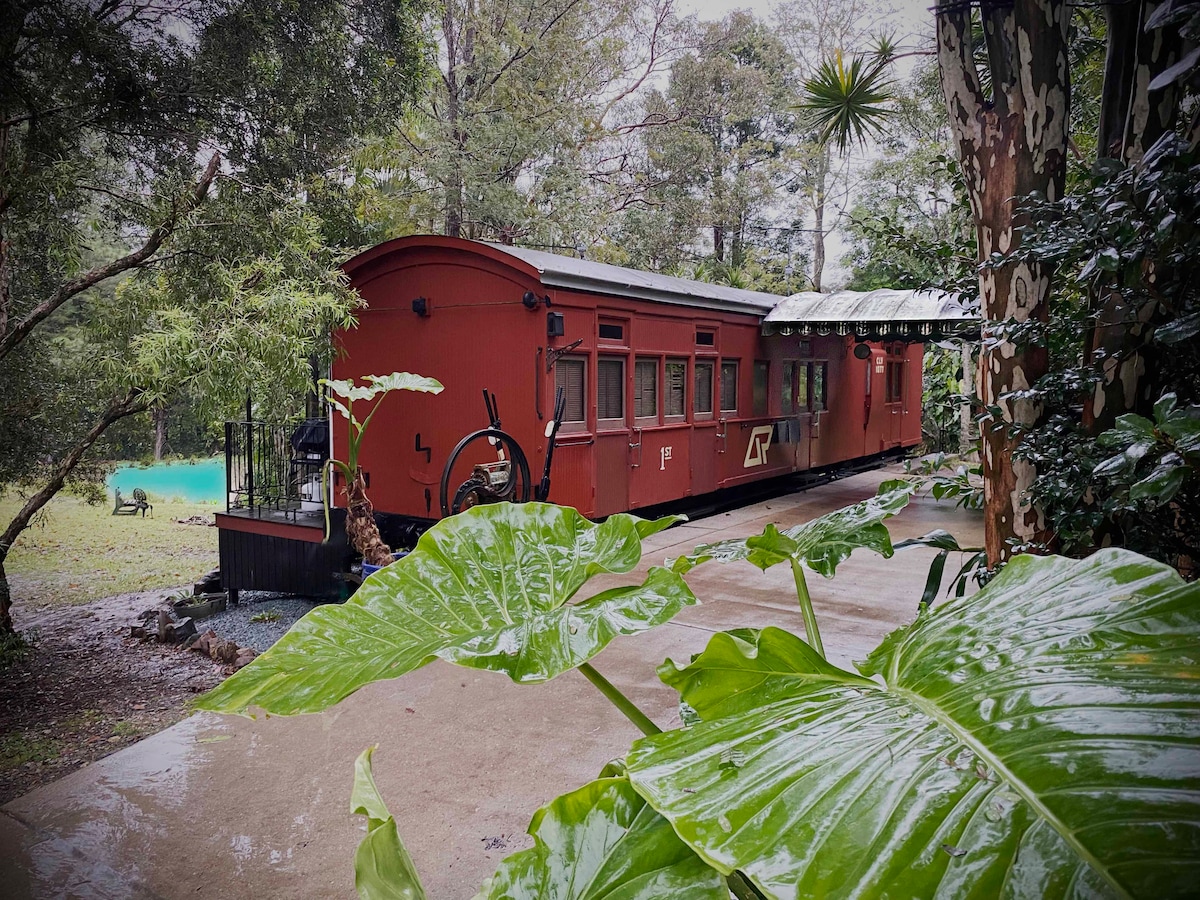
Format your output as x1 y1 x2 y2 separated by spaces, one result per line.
936 0 1070 565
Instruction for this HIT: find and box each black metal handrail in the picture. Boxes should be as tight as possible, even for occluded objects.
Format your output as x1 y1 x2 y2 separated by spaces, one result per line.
225 419 328 518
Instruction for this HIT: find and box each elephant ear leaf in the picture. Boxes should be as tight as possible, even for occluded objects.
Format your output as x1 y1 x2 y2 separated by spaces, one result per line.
475 773 728 900
627 549 1200 899
351 747 426 900
197 503 692 716
669 481 915 576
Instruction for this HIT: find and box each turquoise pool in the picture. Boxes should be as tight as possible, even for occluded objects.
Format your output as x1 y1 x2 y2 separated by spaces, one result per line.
107 458 225 503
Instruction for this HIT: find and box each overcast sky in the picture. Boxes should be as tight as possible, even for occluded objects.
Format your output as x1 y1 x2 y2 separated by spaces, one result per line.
675 0 936 46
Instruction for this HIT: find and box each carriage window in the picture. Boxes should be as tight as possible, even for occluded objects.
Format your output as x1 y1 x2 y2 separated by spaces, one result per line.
597 357 624 424
634 358 658 419
554 357 586 426
813 362 827 412
797 363 810 411
696 330 715 347
752 361 769 416
886 360 903 404
720 361 738 413
694 361 714 417
598 321 624 342
782 361 796 413
665 359 686 418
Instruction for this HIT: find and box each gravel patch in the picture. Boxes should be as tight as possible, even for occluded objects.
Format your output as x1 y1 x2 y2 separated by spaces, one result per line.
201 591 328 653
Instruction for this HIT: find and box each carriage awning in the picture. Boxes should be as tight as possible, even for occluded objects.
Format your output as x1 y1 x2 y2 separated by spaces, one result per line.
763 288 978 341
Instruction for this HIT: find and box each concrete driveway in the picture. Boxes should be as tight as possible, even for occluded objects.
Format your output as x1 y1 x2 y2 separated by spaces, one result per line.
0 469 984 899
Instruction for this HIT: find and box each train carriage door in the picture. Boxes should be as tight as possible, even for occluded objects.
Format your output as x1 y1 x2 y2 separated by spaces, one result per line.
865 347 888 454
628 357 692 508
808 360 830 467
886 345 905 448
593 353 630 516
783 360 811 471
691 339 719 495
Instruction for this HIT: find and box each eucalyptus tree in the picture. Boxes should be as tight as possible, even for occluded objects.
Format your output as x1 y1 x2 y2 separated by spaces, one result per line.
359 0 679 249
624 11 797 273
0 0 426 632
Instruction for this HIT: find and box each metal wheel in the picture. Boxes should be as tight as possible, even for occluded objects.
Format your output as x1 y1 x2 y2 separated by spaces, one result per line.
439 428 531 517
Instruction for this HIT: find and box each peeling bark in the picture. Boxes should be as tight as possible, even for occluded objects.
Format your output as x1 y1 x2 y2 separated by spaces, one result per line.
936 0 1070 565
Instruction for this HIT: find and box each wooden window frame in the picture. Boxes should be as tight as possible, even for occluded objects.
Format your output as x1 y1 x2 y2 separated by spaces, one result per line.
598 316 629 347
665 358 687 421
634 357 659 424
752 360 769 417
597 356 626 429
554 355 587 434
812 361 828 412
782 360 797 414
720 360 739 414
694 359 714 420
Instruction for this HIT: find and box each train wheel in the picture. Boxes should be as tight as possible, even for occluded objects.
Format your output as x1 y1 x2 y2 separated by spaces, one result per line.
439 428 532 518
453 476 494 514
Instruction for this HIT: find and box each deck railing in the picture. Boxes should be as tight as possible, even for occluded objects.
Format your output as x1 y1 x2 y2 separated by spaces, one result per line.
225 420 327 517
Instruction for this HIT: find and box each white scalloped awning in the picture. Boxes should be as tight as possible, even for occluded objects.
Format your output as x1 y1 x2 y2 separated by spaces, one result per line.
763 289 977 339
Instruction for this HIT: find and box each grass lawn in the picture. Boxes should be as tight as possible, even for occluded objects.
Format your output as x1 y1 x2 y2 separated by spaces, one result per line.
1 494 219 607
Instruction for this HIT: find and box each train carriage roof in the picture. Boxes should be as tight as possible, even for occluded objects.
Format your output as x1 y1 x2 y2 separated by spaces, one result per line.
485 243 781 314
764 288 978 340
342 236 781 314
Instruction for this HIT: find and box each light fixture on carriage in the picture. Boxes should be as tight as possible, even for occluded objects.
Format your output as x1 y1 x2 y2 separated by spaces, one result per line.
547 311 565 338
411 296 429 317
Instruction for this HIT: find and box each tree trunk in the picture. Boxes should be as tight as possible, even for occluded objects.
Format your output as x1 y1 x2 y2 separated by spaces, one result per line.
936 0 1070 566
1083 0 1185 433
0 392 149 632
811 187 825 292
153 404 168 460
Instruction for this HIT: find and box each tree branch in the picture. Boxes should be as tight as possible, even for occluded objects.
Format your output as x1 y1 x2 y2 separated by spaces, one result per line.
0 152 220 363
0 390 151 559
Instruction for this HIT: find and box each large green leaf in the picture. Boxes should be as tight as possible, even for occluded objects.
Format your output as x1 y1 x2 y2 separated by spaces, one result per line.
627 550 1200 899
475 770 728 900
669 481 915 577
198 503 691 716
352 746 427 900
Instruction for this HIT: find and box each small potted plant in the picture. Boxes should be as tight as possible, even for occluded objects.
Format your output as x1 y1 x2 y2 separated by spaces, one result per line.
320 372 444 571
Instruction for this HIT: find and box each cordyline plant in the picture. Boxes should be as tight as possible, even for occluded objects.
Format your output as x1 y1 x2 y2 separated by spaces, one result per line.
320 372 443 567
198 484 1200 899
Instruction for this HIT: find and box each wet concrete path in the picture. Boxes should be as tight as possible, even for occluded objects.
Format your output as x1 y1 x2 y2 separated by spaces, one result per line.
1 469 983 899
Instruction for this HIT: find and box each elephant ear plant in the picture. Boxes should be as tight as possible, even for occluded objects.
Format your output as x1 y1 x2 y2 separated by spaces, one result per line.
199 484 1200 899
320 372 443 567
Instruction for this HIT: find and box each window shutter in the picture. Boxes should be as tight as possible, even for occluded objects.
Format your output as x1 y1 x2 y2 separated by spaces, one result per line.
665 361 686 416
598 358 624 420
695 362 713 414
634 359 657 418
555 358 585 423
720 361 738 412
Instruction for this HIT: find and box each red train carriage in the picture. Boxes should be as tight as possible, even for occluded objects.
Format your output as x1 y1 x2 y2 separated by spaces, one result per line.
215 236 974 599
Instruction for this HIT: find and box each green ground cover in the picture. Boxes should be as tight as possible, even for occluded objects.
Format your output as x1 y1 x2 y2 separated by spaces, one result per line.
1 495 219 607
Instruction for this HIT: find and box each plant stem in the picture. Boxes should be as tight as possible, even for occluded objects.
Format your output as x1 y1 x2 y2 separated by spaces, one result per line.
790 559 825 659
727 871 768 900
578 662 661 736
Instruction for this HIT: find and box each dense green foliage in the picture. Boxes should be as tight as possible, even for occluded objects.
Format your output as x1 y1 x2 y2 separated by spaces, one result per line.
1008 137 1200 566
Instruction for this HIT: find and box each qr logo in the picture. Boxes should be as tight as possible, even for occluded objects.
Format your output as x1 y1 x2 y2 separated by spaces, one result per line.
743 425 773 468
